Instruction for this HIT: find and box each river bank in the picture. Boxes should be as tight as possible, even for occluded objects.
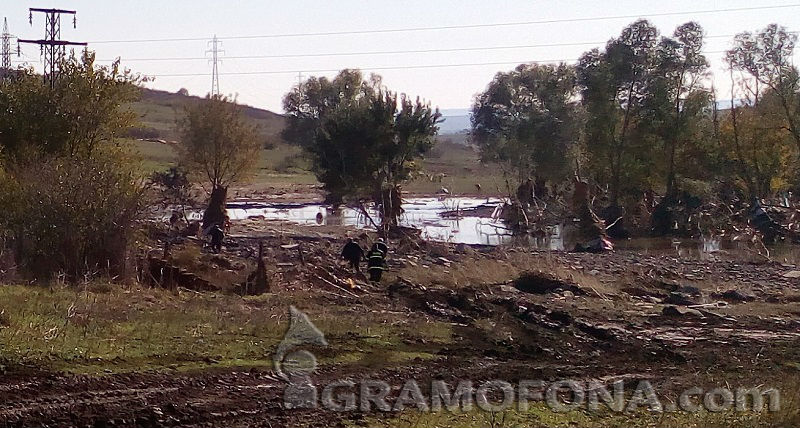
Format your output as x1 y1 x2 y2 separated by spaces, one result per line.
1 188 799 427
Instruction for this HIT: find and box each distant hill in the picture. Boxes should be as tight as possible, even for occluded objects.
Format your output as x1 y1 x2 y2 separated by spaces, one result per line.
128 88 285 142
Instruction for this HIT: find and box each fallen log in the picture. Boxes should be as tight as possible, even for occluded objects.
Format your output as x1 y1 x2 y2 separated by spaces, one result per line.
308 270 360 299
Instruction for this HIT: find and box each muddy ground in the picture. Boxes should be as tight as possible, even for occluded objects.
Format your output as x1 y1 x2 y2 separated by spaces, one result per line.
1 194 800 427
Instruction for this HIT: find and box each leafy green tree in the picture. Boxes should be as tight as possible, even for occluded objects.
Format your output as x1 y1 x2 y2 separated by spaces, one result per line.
715 99 793 199
727 24 800 154
471 63 580 195
177 94 260 228
714 58 797 200
643 22 711 201
0 51 139 160
577 19 660 207
283 70 440 227
282 69 365 150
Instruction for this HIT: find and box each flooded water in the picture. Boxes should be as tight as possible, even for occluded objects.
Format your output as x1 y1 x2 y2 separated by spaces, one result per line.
615 236 800 264
222 197 513 245
170 196 800 261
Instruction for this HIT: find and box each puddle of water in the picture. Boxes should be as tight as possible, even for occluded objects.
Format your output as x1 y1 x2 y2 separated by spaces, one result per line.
166 197 800 261
614 236 800 263
221 197 515 246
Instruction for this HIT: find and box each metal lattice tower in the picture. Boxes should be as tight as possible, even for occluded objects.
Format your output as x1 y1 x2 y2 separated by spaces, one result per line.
206 35 224 96
17 8 87 88
2 18 13 71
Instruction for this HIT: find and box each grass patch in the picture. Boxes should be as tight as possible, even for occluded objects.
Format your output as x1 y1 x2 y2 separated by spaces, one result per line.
357 398 800 428
0 284 453 375
0 285 284 373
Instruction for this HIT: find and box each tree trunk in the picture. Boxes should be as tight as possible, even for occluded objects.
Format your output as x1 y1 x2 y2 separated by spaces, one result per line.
665 140 678 203
533 176 548 200
375 185 403 230
202 186 228 230
245 241 270 295
573 179 606 239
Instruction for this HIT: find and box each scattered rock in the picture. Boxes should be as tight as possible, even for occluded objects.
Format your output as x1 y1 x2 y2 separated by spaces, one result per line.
782 270 800 278
435 257 452 266
665 291 697 306
766 295 785 303
662 305 704 318
498 284 519 294
548 310 573 325
575 321 623 341
713 289 755 302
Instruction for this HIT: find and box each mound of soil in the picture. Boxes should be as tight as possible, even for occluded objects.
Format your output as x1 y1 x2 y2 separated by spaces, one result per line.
512 270 585 295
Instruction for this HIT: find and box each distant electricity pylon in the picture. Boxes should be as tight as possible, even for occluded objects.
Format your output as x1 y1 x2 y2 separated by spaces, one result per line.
2 18 15 72
206 35 224 96
17 8 87 88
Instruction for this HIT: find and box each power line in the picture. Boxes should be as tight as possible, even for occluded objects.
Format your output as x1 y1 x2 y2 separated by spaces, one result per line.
121 47 800 78
96 33 799 63
87 3 800 44
141 59 603 77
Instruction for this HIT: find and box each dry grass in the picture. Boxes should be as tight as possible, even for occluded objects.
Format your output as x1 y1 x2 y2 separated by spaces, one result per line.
393 251 621 296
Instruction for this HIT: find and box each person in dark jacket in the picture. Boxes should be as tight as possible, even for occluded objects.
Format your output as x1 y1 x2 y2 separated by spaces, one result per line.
370 238 388 256
340 238 364 272
367 248 387 282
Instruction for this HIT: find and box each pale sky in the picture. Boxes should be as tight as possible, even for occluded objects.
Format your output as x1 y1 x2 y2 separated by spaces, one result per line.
6 1 800 113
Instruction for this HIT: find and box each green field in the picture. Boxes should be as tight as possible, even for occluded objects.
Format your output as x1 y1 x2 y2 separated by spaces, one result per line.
129 137 504 196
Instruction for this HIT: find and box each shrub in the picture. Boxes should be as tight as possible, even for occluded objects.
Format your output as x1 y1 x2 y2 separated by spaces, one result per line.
2 149 149 282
